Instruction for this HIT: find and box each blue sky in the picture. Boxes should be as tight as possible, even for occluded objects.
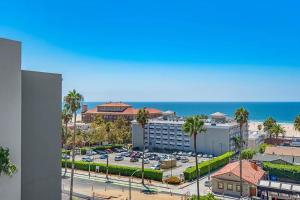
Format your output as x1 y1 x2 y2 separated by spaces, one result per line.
1 0 300 101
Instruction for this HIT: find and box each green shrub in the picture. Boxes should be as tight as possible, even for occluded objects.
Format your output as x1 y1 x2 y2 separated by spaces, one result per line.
62 149 71 155
61 160 163 181
164 176 181 185
263 162 300 181
190 193 218 200
184 151 235 181
241 148 257 159
259 143 268 153
91 145 123 151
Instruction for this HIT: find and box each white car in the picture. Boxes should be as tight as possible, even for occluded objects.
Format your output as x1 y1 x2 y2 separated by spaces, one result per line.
114 156 124 161
181 157 189 163
150 164 161 170
144 159 150 164
82 156 94 162
204 180 212 187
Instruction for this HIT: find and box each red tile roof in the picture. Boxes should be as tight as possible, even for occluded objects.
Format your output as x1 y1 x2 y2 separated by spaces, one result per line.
85 107 162 115
99 102 132 107
212 160 265 185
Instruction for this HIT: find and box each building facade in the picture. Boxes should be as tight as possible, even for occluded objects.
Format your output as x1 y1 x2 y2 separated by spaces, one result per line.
132 112 248 156
212 160 265 197
82 102 162 122
248 131 266 149
0 38 61 200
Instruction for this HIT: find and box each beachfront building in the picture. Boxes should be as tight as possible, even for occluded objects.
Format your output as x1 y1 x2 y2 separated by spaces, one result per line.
211 160 265 197
248 131 266 149
81 102 162 123
132 112 248 156
0 38 61 200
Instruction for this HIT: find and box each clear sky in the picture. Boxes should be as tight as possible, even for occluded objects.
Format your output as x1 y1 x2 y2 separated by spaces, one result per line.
1 0 300 102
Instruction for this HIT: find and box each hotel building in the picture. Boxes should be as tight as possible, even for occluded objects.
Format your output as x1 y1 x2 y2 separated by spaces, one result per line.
132 112 248 156
81 102 162 122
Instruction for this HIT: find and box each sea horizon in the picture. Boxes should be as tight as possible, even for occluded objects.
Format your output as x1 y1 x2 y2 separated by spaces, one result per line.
80 101 300 123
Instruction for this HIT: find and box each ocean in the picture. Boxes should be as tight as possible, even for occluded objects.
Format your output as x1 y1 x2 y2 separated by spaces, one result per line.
82 102 300 123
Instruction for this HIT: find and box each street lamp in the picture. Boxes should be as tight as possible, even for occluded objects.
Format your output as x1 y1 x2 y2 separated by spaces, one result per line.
129 169 140 200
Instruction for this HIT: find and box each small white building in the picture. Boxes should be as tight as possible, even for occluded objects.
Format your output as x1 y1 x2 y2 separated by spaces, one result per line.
248 131 266 149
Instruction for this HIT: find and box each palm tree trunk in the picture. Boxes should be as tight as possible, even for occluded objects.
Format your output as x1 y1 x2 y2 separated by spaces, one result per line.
194 133 200 200
69 113 77 200
141 125 145 185
64 122 68 176
239 124 243 198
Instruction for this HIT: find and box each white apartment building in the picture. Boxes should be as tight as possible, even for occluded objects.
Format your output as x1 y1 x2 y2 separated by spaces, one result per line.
132 112 248 156
248 131 266 149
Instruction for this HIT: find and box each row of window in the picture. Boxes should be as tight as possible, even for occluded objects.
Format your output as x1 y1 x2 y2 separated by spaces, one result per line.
218 182 240 192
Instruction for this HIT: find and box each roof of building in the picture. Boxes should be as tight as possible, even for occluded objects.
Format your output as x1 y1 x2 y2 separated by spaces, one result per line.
212 160 265 185
258 180 300 194
85 107 162 115
210 112 226 118
98 102 132 107
265 146 300 157
252 153 300 165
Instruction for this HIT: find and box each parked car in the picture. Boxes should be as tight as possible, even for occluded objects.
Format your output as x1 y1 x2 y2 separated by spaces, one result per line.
181 157 189 163
188 152 193 157
144 159 150 164
120 152 130 157
203 154 208 158
86 150 97 156
105 149 113 154
130 157 139 162
177 151 183 156
150 164 161 170
95 150 107 155
99 154 108 159
208 154 213 159
191 152 196 157
62 154 70 160
114 156 124 161
197 153 203 157
82 156 94 162
176 156 182 160
149 156 156 160
172 152 177 155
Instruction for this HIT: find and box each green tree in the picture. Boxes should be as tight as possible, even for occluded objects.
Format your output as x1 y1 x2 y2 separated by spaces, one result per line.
263 117 277 139
64 89 84 200
136 108 150 185
234 107 249 198
182 116 207 200
241 148 257 159
294 115 300 133
62 108 72 147
270 123 285 139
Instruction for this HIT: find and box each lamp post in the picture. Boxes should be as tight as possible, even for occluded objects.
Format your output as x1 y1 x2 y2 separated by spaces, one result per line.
129 169 140 200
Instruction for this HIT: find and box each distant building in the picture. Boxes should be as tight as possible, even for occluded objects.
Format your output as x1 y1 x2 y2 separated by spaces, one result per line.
252 153 300 165
81 102 162 122
248 131 266 149
212 160 265 197
132 112 248 156
265 146 300 158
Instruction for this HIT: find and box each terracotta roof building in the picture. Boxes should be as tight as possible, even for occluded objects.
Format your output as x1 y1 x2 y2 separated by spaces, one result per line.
211 160 265 197
81 102 162 123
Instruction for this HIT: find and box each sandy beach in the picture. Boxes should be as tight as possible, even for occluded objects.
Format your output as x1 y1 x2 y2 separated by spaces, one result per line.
249 121 299 137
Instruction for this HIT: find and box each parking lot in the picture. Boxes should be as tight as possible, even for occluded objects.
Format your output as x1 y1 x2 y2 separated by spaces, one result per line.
71 149 213 178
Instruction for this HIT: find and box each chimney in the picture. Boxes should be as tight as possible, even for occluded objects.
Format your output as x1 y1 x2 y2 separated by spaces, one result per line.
251 162 258 171
82 104 88 113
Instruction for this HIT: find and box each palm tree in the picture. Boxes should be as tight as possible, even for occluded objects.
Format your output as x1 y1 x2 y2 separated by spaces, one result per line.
234 108 249 198
294 115 300 133
136 108 150 185
270 123 286 140
263 117 277 140
182 116 206 200
62 108 72 176
64 89 84 200
105 122 112 181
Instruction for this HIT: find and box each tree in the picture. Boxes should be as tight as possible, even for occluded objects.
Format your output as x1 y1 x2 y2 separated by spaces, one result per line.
257 124 262 131
64 89 84 200
136 108 150 185
294 115 300 133
270 123 285 139
263 117 277 139
62 108 72 147
234 107 249 198
182 116 206 200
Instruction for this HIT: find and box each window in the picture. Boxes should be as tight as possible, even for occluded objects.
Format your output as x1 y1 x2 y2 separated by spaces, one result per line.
236 185 240 192
218 182 224 189
227 184 233 191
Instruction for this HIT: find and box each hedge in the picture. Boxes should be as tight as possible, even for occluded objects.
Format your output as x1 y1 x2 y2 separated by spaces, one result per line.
263 162 300 181
62 160 163 181
62 149 71 155
184 151 235 181
66 145 125 155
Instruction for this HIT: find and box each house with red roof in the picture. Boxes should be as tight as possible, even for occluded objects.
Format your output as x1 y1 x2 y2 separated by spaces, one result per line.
211 160 266 197
81 102 162 122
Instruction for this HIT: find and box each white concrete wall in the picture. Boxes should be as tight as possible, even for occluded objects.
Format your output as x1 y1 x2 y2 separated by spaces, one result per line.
0 38 21 200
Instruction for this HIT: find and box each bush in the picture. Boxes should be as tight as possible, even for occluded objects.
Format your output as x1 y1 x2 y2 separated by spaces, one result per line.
190 193 218 200
62 149 71 155
263 162 300 181
184 151 235 181
241 148 257 159
61 160 163 181
91 145 123 151
259 143 268 153
164 176 181 185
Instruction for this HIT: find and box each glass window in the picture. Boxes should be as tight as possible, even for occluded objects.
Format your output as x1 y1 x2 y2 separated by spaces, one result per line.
236 185 240 192
218 182 224 189
227 184 233 191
